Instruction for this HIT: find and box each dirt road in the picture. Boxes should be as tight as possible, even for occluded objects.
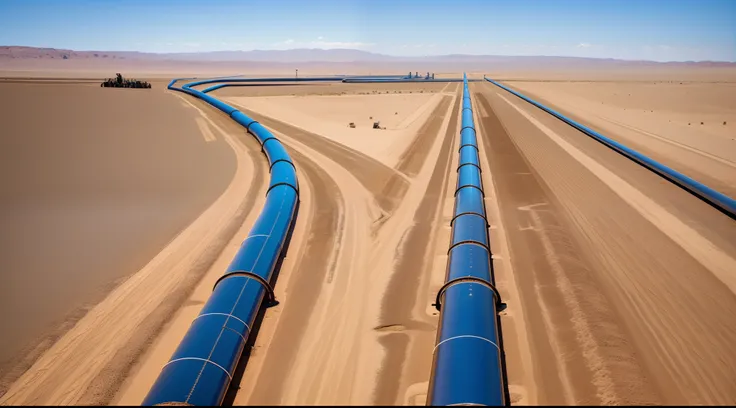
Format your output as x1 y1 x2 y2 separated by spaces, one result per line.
473 81 736 405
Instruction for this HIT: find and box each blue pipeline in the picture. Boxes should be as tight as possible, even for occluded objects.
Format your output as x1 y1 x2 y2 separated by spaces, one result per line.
168 77 197 88
182 75 381 90
341 78 479 83
194 75 415 93
484 77 736 220
191 76 465 92
142 79 300 406
427 73 506 406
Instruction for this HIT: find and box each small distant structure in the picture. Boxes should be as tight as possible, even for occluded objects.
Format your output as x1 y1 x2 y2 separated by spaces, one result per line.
101 73 151 89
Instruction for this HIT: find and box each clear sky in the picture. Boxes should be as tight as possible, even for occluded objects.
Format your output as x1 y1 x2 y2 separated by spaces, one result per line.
1 0 734 61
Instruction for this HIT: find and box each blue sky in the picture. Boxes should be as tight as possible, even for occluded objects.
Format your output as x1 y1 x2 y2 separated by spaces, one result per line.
1 0 734 61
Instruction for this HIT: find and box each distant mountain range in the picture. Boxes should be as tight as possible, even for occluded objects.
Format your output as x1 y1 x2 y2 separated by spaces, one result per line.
1 46 734 67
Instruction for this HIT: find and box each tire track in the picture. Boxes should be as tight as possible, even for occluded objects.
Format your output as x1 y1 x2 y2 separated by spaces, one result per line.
478 84 736 405
245 146 344 405
495 82 736 199
395 96 453 177
228 102 409 215
475 91 658 405
374 89 461 405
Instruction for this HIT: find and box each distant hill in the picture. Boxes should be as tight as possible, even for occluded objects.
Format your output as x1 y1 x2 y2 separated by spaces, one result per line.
2 46 734 67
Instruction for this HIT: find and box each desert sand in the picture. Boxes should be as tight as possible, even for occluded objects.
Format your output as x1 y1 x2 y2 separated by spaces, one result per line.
0 80 261 404
115 80 461 406
0 80 239 394
2 64 736 407
474 80 736 405
503 80 736 197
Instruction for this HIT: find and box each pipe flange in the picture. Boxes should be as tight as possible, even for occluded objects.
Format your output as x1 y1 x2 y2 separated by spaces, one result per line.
213 271 278 307
433 276 504 312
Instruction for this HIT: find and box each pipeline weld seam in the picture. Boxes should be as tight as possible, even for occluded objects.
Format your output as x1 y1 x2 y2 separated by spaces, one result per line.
195 130 292 398
193 313 252 336
203 187 290 394
239 187 288 280
243 234 270 244
222 325 248 344
163 357 233 380
433 335 499 353
186 306 239 402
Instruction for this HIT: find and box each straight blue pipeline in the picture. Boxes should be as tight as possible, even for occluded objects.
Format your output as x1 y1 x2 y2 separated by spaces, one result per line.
340 78 475 83
427 73 506 406
143 78 300 406
484 77 736 219
181 76 349 90
190 76 475 92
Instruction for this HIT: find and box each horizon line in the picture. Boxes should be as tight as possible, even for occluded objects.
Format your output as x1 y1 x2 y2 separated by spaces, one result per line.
2 45 735 64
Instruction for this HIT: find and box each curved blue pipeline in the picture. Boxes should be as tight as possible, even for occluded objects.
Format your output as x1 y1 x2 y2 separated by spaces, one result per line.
141 78 300 406
427 74 506 406
484 77 736 219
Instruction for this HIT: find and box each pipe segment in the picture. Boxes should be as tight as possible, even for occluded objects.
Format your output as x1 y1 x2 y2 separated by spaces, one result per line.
484 77 736 220
142 78 300 406
340 78 474 83
459 128 478 151
453 186 487 225
458 145 481 171
428 74 506 406
455 165 484 196
196 75 410 93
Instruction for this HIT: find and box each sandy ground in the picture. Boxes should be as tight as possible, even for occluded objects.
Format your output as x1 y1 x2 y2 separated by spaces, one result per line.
4 67 736 406
113 81 461 406
473 81 736 405
503 80 736 198
0 82 262 404
221 84 456 165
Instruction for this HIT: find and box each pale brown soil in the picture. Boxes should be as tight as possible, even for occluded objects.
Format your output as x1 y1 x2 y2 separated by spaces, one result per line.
0 82 259 404
4 71 736 406
475 81 736 405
